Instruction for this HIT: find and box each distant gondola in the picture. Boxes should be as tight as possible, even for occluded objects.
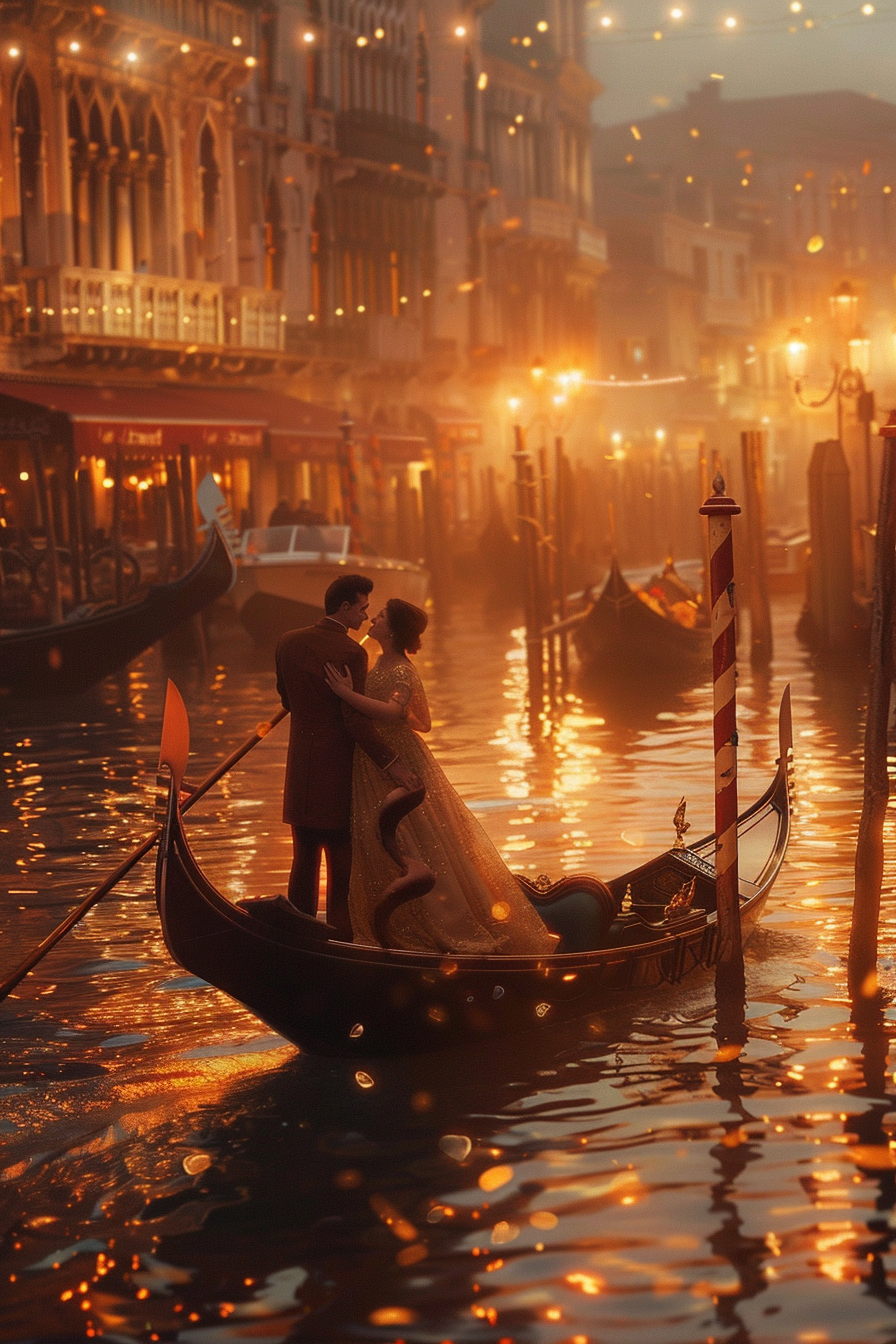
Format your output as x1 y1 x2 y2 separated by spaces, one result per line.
154 684 792 1058
573 557 710 678
0 525 234 699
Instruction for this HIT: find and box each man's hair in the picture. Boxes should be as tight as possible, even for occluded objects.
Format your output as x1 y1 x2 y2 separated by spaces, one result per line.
324 573 374 615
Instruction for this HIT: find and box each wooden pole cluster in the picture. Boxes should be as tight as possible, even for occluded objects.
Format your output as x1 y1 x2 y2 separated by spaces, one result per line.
740 429 773 667
848 411 896 999
336 414 363 554
511 426 579 730
699 474 746 1023
419 468 449 604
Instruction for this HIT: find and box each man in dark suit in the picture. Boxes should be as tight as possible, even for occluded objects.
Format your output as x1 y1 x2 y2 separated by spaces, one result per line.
275 573 418 939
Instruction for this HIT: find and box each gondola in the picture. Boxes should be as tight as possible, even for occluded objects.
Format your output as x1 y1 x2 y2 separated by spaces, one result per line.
154 682 792 1057
573 557 710 678
0 525 234 699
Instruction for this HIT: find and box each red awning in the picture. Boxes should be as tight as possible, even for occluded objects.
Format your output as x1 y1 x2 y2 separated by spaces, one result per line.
0 379 341 459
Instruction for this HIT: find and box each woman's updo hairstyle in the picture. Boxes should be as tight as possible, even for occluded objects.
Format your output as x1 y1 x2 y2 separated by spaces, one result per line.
386 598 428 656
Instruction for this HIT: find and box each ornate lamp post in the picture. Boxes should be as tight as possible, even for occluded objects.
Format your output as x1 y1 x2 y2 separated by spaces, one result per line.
784 281 876 520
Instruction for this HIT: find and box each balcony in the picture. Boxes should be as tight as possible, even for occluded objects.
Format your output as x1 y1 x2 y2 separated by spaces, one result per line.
522 198 575 243
576 222 609 270
699 292 752 332
284 313 422 369
20 267 285 353
335 110 437 177
107 0 254 51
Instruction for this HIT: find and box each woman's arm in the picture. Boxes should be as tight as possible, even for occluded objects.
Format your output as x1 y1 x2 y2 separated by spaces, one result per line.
325 662 410 722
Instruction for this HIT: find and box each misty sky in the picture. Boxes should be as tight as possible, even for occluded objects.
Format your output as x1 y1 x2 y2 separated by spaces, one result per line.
585 0 896 124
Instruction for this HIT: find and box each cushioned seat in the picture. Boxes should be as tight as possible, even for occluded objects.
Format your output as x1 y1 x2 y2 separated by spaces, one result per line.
521 878 618 952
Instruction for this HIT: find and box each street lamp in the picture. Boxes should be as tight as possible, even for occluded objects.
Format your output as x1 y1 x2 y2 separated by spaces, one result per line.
785 284 876 519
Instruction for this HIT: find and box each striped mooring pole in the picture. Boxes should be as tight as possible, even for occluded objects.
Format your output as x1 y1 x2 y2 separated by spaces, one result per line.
699 473 746 1008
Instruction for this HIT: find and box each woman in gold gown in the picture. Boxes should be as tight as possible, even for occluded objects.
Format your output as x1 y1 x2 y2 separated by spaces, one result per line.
324 599 556 955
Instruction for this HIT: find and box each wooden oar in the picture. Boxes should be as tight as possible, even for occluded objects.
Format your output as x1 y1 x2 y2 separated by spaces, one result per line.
0 694 288 1001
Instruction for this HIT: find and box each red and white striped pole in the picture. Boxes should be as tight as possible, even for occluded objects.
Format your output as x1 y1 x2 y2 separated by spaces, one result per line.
699 473 746 1008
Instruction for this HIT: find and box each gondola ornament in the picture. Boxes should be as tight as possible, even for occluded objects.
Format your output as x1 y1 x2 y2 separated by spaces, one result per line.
672 798 690 850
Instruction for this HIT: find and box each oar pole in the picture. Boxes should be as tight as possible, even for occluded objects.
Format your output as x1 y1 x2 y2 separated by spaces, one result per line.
0 707 289 1002
699 474 745 1014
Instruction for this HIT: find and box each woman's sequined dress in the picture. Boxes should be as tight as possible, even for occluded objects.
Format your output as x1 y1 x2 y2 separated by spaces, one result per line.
348 658 555 954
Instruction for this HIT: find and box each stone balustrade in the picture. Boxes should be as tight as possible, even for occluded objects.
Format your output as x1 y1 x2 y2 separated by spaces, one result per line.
20 267 285 351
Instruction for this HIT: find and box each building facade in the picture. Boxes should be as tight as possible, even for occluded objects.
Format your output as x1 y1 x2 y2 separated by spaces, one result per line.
0 0 604 558
592 81 896 514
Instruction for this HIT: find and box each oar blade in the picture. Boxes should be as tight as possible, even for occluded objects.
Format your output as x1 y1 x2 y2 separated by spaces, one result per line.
159 679 190 792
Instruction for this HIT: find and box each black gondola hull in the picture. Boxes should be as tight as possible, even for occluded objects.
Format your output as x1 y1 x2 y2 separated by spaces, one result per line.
155 693 792 1057
0 527 234 698
574 559 709 677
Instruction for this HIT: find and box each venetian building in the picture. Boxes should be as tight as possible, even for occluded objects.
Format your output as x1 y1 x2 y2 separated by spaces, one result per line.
478 0 606 384
262 0 437 400
0 0 286 370
0 0 310 554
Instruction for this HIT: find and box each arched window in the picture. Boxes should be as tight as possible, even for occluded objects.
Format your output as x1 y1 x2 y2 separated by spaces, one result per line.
199 121 221 280
415 29 428 124
264 179 284 290
109 105 133 271
463 48 475 149
68 97 89 266
15 71 43 265
87 102 110 269
147 113 167 274
310 191 329 319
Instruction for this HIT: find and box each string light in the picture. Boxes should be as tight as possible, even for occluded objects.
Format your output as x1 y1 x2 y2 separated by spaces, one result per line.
587 374 689 389
594 4 892 41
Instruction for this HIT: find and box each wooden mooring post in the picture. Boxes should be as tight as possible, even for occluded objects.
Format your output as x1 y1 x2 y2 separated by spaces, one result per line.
740 429 773 667
513 427 544 729
848 412 896 999
802 439 857 657
554 437 570 690
537 444 557 705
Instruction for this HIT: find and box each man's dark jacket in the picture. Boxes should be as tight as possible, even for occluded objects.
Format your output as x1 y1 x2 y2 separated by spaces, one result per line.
275 618 394 829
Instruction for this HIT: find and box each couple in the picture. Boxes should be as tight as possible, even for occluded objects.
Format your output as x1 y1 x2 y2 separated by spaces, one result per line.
275 574 555 955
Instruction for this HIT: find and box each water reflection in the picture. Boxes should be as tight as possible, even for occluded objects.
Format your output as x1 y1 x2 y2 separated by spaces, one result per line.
3 594 896 1341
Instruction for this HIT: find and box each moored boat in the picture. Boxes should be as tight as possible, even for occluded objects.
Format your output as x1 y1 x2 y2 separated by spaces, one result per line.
230 525 429 644
154 683 792 1057
573 557 710 679
0 525 234 699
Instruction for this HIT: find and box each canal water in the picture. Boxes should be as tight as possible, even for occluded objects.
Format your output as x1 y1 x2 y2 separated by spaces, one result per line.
1 592 894 1344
